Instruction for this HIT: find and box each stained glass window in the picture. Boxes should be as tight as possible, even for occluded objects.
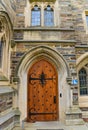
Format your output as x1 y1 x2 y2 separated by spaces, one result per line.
86 15 88 26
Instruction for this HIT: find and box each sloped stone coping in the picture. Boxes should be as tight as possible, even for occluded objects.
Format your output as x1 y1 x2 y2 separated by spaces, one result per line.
0 74 8 81
0 86 15 94
37 129 64 130
0 109 21 130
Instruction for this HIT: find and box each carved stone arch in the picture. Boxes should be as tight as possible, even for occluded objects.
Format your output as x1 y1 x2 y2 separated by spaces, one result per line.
0 11 12 32
43 3 54 10
16 45 71 121
76 52 88 72
0 11 13 46
30 2 41 9
0 11 12 77
77 52 88 107
16 45 70 77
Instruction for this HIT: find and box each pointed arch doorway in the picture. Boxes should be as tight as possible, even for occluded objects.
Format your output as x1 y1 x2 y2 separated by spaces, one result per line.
27 59 59 122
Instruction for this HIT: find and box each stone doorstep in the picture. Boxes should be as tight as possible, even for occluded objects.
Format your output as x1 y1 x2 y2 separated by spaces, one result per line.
12 122 88 130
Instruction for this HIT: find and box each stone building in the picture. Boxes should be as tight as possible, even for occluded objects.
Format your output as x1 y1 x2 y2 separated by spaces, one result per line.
0 0 88 129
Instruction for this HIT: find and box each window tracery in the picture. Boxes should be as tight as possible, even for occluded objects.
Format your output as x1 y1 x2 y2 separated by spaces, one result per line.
31 4 54 26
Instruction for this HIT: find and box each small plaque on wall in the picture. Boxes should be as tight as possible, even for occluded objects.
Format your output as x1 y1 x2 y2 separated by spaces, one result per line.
72 79 78 85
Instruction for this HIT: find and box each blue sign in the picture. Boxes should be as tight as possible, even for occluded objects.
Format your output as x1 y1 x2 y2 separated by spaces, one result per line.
72 79 78 85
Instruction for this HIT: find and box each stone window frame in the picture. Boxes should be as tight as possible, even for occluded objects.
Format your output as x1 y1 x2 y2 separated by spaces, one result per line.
83 10 88 33
30 3 54 27
0 21 5 71
0 18 10 77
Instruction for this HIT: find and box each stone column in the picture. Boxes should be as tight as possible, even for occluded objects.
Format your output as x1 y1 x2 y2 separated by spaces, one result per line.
12 76 20 108
41 3 44 26
70 87 73 107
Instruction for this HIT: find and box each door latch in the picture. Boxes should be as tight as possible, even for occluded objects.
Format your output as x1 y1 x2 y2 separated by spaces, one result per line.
53 96 56 104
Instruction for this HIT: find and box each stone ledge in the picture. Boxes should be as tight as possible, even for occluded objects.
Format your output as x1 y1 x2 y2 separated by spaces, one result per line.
0 86 15 94
75 45 88 48
0 108 21 130
14 39 77 44
13 27 75 31
0 109 20 125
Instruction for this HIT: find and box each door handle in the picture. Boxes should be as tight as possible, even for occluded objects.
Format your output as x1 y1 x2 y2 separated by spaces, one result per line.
53 96 56 104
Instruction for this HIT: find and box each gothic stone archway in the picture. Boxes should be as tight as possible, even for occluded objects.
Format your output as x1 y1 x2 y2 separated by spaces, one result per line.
27 59 58 122
16 45 70 122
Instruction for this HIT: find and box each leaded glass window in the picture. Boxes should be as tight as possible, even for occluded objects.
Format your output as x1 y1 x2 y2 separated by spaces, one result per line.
0 39 3 68
31 5 41 26
79 68 88 95
44 5 54 26
86 15 88 26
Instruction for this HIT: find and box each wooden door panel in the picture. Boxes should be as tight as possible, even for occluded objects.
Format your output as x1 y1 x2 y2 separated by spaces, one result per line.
27 59 58 122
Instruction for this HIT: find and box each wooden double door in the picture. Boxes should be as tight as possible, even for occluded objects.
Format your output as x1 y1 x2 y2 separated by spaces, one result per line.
27 59 58 122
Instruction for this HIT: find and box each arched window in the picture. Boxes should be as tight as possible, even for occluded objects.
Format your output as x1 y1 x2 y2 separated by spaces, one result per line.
79 68 87 95
31 5 41 26
44 5 54 26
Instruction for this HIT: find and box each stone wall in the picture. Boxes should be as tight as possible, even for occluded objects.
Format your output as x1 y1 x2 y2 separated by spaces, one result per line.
15 0 26 28
0 93 13 112
0 0 88 127
59 0 73 29
71 0 88 45
10 51 25 82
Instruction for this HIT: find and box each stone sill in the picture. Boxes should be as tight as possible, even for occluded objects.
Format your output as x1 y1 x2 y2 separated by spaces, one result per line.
14 39 77 44
0 86 15 94
13 27 75 31
0 109 20 125
75 45 88 48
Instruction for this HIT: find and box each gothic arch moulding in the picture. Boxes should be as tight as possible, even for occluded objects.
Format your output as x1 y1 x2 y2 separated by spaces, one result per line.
16 45 70 77
0 11 12 35
15 45 72 122
0 10 12 77
76 52 88 72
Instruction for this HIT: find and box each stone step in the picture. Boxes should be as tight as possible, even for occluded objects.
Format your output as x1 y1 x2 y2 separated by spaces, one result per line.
66 119 84 125
65 106 84 125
